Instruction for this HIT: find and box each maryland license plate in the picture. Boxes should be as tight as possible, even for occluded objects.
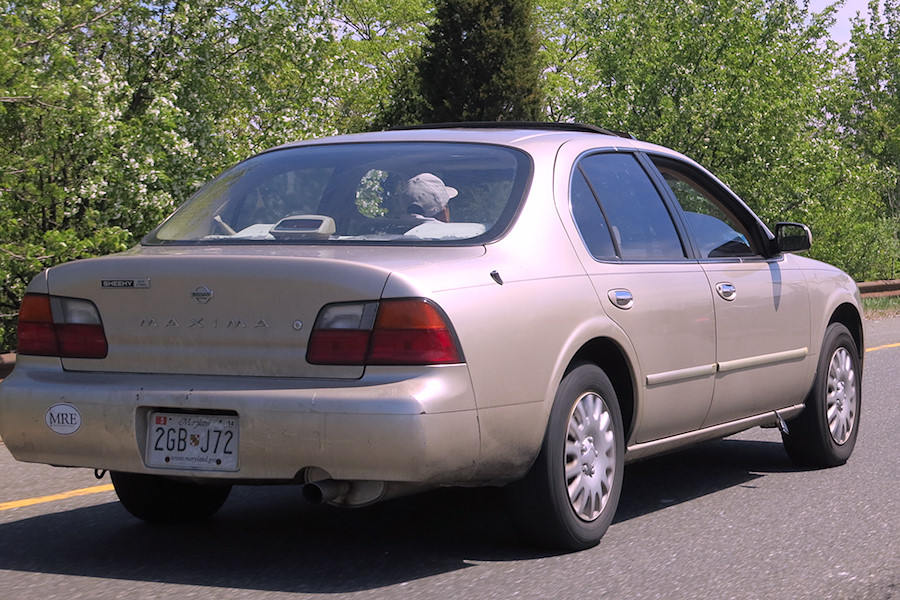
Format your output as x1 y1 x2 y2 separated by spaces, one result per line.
146 412 239 471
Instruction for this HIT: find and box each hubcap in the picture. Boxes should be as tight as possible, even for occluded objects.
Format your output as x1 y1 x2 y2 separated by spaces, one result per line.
826 347 857 445
565 391 616 522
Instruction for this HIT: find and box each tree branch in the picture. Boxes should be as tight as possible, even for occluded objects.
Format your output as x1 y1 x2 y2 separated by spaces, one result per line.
0 96 70 110
19 4 125 48
0 247 54 261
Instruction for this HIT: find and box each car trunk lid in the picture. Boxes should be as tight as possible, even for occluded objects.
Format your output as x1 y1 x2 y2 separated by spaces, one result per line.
47 246 481 378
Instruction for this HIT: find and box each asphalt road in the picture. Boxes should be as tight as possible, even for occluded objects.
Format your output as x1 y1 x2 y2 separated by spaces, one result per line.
0 318 898 600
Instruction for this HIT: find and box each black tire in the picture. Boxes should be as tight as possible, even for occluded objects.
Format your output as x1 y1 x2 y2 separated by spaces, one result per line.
110 471 232 524
782 323 861 468
505 364 625 551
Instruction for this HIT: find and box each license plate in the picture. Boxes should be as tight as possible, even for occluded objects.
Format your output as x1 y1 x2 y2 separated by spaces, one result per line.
146 412 239 471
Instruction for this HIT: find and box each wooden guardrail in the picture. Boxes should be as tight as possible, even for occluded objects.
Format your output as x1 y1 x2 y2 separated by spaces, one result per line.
857 280 900 298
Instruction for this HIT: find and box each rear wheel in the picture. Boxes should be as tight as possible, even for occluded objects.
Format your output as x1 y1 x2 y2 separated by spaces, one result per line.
505 364 624 550
110 471 232 524
782 323 861 467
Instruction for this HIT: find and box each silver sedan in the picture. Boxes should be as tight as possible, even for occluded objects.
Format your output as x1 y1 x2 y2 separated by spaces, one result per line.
0 123 862 550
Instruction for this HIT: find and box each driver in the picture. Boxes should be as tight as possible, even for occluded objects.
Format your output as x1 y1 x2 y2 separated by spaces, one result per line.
401 173 458 222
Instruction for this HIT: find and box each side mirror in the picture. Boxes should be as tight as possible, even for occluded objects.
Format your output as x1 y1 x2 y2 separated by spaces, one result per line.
774 222 812 253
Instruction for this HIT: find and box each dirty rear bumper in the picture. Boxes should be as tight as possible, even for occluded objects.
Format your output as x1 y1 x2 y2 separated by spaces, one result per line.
0 357 481 484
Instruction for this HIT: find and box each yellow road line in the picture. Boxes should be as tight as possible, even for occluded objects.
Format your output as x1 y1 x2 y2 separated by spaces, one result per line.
0 484 114 512
866 342 900 353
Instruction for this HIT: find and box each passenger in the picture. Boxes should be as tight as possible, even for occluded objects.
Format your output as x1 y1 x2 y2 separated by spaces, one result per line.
402 173 458 222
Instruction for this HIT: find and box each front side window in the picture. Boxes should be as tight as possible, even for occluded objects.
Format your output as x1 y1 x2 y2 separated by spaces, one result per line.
144 143 531 245
573 153 685 260
653 161 759 259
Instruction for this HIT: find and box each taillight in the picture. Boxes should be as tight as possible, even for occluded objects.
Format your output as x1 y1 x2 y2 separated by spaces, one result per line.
306 302 378 365
17 294 108 358
368 300 461 364
307 299 462 366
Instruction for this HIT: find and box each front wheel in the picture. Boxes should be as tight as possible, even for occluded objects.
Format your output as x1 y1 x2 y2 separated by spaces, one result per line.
110 471 232 524
782 323 861 468
505 364 625 550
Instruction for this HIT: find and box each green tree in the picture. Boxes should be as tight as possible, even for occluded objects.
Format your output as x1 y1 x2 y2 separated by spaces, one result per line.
417 0 543 122
327 0 432 130
537 0 899 280
0 0 338 350
845 0 900 215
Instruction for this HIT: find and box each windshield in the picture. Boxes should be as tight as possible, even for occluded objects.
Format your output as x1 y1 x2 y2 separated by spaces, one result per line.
144 142 532 245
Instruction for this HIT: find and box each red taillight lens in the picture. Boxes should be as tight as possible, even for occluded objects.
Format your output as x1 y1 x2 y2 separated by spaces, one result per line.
307 299 462 366
17 293 60 356
56 323 109 358
306 329 371 365
17 294 108 359
369 300 461 365
17 295 60 356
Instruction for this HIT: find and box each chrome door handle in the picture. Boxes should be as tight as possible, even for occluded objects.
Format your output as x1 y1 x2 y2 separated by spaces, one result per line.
608 289 634 310
716 282 737 301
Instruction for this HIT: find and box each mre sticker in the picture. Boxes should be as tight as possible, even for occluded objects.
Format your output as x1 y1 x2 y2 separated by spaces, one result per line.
45 403 82 435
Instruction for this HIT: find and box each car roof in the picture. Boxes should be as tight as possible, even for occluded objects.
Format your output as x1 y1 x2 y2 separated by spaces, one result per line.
267 122 681 159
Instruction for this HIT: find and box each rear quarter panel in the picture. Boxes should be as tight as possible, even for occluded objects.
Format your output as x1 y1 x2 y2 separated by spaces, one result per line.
382 164 636 480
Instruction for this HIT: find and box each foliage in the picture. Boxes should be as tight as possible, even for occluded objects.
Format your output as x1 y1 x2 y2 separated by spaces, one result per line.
862 294 900 319
416 0 543 122
0 0 340 350
844 0 900 214
327 0 432 131
536 0 900 279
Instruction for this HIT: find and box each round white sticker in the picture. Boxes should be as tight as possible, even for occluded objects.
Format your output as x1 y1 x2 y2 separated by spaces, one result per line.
45 403 82 435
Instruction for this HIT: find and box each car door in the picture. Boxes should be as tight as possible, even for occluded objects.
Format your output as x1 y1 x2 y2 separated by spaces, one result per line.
649 156 813 426
569 151 717 443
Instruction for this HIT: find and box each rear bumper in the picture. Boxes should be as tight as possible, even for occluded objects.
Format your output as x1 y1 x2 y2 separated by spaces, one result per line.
0 357 480 483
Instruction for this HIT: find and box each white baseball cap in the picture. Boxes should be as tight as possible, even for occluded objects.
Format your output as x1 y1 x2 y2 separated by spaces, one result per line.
404 173 458 217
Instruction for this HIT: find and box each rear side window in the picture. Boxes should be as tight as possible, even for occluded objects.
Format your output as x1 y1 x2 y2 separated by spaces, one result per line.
571 169 617 259
144 142 531 245
572 153 685 260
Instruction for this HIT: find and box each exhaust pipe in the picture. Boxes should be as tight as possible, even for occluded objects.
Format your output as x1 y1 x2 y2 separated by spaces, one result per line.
302 479 351 504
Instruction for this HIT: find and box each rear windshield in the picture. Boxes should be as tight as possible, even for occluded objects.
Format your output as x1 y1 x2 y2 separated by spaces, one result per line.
143 142 532 245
